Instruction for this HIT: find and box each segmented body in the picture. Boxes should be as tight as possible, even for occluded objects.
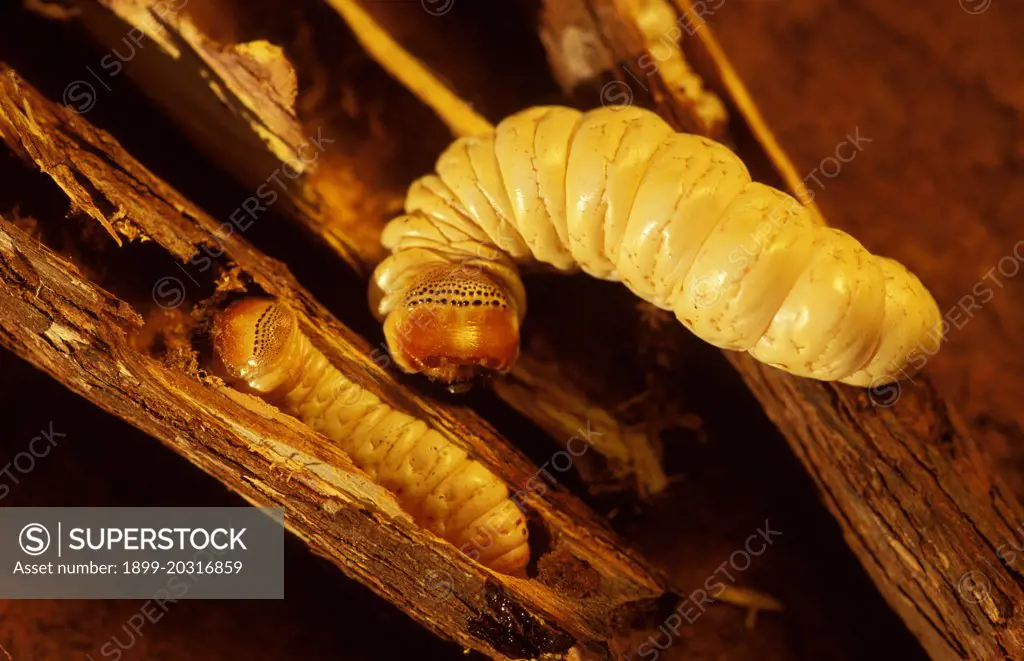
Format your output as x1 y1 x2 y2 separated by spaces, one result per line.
213 299 529 575
372 105 942 386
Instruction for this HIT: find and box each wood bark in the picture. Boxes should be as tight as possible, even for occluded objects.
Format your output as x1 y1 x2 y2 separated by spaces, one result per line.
535 2 1024 659
0 68 697 660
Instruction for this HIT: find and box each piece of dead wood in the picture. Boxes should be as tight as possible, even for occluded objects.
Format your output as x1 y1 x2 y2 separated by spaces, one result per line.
325 0 492 139
60 0 671 499
495 355 668 499
539 0 727 139
0 67 783 660
535 2 1024 660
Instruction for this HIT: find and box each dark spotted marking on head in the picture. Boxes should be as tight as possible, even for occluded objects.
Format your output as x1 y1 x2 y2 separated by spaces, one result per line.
403 266 510 311
251 303 285 361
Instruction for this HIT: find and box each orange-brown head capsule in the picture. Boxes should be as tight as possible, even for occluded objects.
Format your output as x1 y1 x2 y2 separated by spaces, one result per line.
212 298 303 394
383 264 520 387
